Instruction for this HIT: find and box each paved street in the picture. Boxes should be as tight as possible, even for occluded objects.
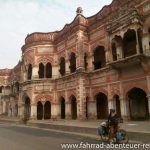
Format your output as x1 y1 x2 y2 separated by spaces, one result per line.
0 123 99 150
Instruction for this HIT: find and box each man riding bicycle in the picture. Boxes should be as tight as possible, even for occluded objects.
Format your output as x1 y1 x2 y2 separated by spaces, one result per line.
108 109 119 142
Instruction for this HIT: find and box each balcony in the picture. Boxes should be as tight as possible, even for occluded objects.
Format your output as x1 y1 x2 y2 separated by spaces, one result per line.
108 54 150 69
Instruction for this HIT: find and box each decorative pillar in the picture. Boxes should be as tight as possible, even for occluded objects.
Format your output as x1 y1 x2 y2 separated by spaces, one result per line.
51 103 60 120
135 29 140 55
52 64 59 79
120 97 130 120
65 60 70 75
76 30 86 72
88 53 94 71
32 66 39 79
65 102 71 119
142 30 150 56
87 100 96 119
30 102 37 120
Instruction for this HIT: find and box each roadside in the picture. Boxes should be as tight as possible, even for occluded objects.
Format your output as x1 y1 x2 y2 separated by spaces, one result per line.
0 117 150 143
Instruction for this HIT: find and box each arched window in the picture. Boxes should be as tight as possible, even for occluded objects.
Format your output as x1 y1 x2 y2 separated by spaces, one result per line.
69 53 76 73
46 62 52 78
111 42 117 61
123 29 137 57
38 63 44 78
27 64 32 80
93 46 106 70
59 57 65 76
84 53 88 71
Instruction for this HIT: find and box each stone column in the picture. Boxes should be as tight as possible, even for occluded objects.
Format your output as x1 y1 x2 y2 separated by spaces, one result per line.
108 99 115 111
51 103 60 120
88 101 97 120
142 30 150 56
146 94 150 118
88 53 94 71
135 29 140 55
65 102 71 119
120 97 130 120
76 30 85 72
76 73 87 120
18 102 25 119
65 60 70 75
30 103 37 120
32 66 39 79
52 64 59 79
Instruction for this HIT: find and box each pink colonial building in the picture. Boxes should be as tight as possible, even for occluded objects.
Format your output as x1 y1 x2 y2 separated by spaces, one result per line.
0 0 150 121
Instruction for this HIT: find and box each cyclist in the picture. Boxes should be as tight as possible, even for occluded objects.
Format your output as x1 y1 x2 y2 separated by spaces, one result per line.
108 109 119 142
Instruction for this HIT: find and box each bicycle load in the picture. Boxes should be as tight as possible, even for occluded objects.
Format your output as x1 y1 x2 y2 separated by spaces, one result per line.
97 109 129 144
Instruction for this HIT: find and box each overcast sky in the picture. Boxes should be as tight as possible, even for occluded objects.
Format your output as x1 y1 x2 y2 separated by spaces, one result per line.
0 0 112 69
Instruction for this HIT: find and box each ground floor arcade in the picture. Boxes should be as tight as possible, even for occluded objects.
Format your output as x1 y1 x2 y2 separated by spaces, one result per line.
17 87 150 121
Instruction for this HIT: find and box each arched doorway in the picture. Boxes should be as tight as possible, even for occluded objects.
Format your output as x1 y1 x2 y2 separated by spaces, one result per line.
127 87 149 120
24 97 31 120
96 92 108 119
44 101 51 119
70 95 77 120
113 95 121 117
60 97 65 119
37 101 43 120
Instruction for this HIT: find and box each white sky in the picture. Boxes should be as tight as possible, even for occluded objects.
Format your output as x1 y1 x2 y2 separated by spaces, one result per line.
0 0 112 69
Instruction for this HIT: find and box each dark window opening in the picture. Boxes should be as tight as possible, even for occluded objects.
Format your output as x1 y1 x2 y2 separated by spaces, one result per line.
93 46 106 70
27 64 32 80
59 57 65 76
111 42 117 61
69 53 76 73
123 29 137 57
38 63 44 78
46 63 52 78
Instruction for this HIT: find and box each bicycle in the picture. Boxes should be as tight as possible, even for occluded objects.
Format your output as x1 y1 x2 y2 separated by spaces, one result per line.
97 120 129 144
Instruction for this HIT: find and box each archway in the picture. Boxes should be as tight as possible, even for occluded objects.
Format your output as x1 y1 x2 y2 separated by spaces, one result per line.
123 29 137 57
113 95 121 117
93 46 106 70
38 63 45 78
127 87 149 120
59 57 65 76
96 92 108 119
44 101 51 119
60 97 65 119
70 95 77 120
69 53 76 73
37 101 43 120
46 62 52 78
24 97 31 120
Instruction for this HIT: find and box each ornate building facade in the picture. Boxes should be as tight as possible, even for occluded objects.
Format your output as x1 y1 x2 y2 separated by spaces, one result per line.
0 0 150 121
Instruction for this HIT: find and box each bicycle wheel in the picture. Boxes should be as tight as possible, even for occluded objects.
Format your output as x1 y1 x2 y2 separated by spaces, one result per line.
116 129 129 144
100 133 108 142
